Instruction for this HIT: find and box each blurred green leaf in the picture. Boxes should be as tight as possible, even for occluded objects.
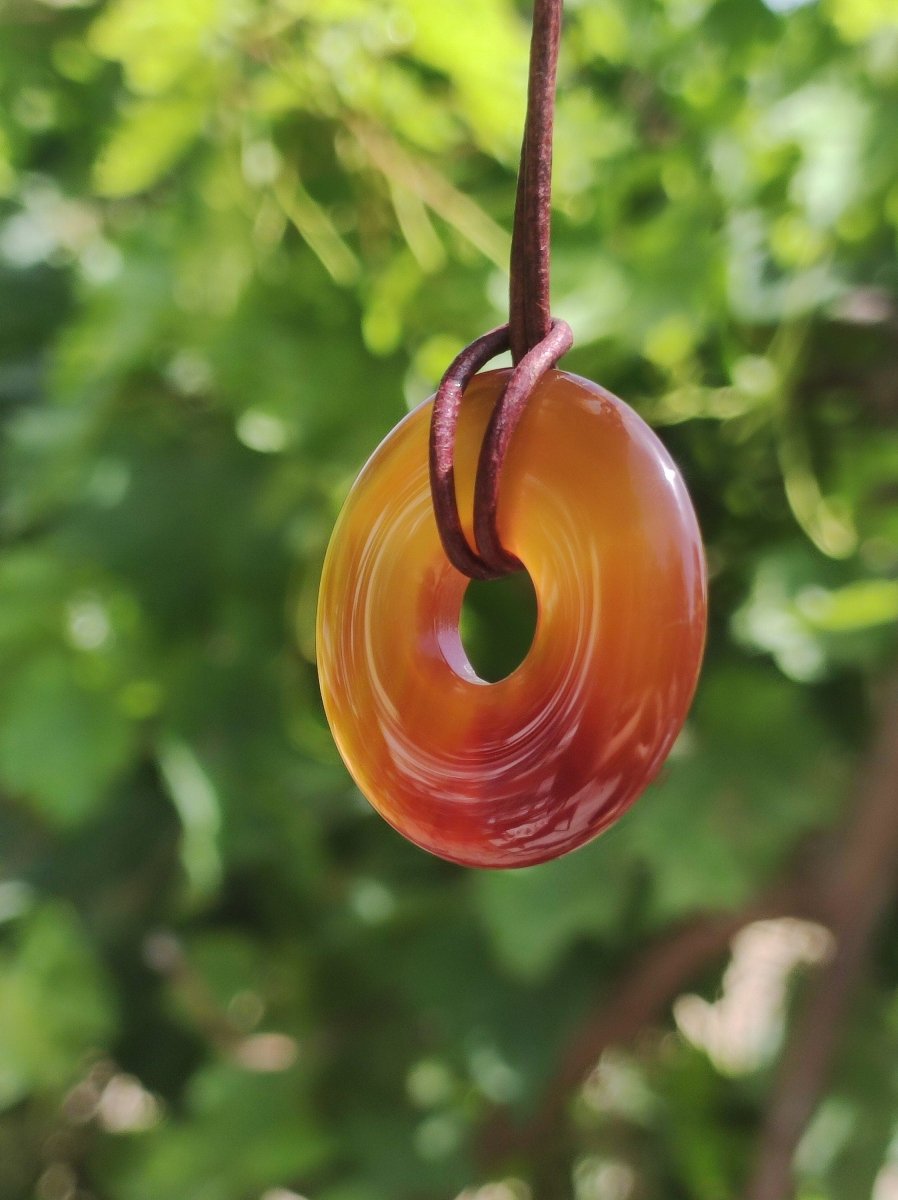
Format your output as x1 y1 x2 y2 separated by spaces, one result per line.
624 666 846 918
0 654 136 824
89 0 225 94
797 579 898 632
103 1064 332 1200
92 97 208 196
474 837 630 981
0 903 115 1109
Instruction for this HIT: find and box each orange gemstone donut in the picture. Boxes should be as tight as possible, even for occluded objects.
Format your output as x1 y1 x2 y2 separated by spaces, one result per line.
317 369 706 868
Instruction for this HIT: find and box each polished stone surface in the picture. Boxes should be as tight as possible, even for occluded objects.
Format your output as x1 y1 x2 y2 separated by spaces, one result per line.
317 370 707 868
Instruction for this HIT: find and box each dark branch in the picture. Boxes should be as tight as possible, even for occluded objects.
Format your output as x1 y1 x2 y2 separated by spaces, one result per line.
745 675 898 1200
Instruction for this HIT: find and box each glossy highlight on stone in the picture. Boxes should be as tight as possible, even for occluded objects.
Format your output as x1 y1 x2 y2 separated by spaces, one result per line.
317 370 707 869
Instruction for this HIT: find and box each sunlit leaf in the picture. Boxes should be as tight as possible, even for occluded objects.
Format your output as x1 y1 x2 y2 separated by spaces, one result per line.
92 97 207 197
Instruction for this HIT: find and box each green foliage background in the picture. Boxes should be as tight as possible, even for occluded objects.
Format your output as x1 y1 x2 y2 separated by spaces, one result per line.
1 0 897 1197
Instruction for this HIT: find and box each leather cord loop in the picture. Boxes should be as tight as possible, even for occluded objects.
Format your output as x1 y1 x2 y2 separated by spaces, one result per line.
428 0 569 579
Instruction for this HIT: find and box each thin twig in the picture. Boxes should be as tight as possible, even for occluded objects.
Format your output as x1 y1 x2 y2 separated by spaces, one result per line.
479 871 822 1166
347 117 510 268
745 675 898 1200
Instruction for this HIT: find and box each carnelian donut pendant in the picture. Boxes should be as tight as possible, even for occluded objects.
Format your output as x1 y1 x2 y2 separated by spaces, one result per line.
317 369 706 868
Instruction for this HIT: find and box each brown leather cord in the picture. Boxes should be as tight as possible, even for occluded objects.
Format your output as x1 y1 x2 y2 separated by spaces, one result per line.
429 324 512 581
428 0 569 579
509 0 563 367
473 318 573 574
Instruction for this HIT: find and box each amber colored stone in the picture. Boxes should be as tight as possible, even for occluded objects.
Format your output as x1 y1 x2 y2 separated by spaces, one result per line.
317 369 707 868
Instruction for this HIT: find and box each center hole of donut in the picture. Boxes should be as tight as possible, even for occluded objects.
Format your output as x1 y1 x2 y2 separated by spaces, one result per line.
460 570 538 683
